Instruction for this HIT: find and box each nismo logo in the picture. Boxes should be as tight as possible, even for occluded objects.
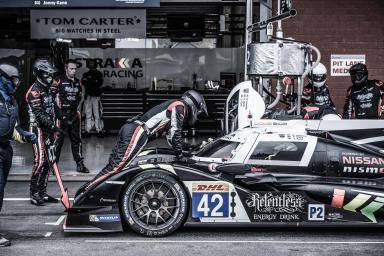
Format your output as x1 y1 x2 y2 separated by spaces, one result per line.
343 166 384 174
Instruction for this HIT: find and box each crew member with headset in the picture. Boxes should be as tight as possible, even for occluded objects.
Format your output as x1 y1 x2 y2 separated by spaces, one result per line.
51 59 89 173
301 62 338 119
26 59 62 206
343 63 384 119
82 90 208 191
0 63 36 247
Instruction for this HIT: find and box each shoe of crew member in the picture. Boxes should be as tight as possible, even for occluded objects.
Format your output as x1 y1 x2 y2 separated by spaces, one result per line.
77 162 90 173
30 192 45 206
42 193 59 203
0 236 11 247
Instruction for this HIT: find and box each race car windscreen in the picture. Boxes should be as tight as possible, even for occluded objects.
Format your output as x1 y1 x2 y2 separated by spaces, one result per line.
196 139 240 159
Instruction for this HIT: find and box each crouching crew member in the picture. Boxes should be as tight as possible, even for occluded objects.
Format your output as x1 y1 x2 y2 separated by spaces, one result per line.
84 90 208 191
0 64 36 246
301 63 338 119
51 59 89 173
302 63 336 110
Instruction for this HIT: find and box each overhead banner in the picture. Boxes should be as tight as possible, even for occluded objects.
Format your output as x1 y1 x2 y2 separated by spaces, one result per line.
330 54 366 76
30 9 146 39
0 0 159 7
69 48 244 90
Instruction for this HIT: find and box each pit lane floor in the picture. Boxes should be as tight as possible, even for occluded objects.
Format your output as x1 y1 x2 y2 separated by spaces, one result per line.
1 181 384 256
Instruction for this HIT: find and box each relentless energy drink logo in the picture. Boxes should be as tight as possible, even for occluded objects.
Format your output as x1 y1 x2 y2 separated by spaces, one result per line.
246 192 306 214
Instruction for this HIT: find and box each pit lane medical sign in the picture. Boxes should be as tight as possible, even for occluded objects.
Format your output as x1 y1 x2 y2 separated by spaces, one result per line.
30 9 146 39
330 54 366 76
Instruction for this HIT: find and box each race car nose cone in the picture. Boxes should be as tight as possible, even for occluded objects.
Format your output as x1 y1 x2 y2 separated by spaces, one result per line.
149 198 161 210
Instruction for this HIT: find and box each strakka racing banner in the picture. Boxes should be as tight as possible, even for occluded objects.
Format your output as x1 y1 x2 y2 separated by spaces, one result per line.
30 9 146 39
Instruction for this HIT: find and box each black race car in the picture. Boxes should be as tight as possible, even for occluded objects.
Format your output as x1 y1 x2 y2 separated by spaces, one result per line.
64 119 384 236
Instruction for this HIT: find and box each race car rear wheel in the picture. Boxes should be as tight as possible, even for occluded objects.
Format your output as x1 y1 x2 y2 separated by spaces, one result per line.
121 170 188 237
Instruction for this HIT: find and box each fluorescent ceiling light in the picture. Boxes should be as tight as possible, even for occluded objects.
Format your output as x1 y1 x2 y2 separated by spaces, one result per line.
56 38 72 43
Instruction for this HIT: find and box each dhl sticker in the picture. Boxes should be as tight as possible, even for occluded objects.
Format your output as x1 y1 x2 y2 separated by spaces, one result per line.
192 182 229 192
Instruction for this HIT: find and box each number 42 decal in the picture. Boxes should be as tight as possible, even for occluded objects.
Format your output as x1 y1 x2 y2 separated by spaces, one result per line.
192 192 229 218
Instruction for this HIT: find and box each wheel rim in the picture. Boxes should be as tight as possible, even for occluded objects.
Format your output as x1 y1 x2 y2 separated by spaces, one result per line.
128 179 180 230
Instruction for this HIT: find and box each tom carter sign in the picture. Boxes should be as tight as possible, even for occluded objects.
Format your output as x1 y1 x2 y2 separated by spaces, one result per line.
30 9 146 39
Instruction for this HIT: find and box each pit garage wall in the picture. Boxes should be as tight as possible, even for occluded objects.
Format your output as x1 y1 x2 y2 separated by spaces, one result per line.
282 0 384 113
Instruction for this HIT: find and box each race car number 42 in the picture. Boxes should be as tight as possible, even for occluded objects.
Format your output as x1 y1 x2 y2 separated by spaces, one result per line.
192 192 229 218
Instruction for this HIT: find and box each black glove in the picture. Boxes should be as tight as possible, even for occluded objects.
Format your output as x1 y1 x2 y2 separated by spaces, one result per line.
21 131 37 144
176 152 189 162
61 116 73 127
64 118 73 127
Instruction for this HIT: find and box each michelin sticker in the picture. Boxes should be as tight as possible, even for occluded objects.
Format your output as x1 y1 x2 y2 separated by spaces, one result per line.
89 214 120 222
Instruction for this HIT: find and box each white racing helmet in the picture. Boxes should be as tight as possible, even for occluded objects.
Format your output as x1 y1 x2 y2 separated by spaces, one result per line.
308 63 327 88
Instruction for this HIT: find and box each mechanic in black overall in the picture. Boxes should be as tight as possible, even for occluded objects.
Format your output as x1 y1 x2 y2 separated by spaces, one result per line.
301 62 337 119
26 59 63 206
0 64 36 246
343 63 384 119
83 90 208 191
51 59 89 173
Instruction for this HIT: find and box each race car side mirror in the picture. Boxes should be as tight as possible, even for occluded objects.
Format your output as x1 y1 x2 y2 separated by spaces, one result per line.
216 163 251 175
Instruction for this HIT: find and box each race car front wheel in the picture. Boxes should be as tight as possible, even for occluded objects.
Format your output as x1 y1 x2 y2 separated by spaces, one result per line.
121 170 188 237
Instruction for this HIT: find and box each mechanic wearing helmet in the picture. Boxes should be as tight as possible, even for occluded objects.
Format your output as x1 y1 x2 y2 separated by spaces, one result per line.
26 59 62 206
301 63 337 120
343 63 384 119
0 64 36 246
51 59 89 173
303 63 336 109
83 90 208 191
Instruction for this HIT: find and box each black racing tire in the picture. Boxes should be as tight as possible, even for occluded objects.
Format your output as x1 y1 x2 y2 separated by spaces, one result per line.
121 170 188 237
